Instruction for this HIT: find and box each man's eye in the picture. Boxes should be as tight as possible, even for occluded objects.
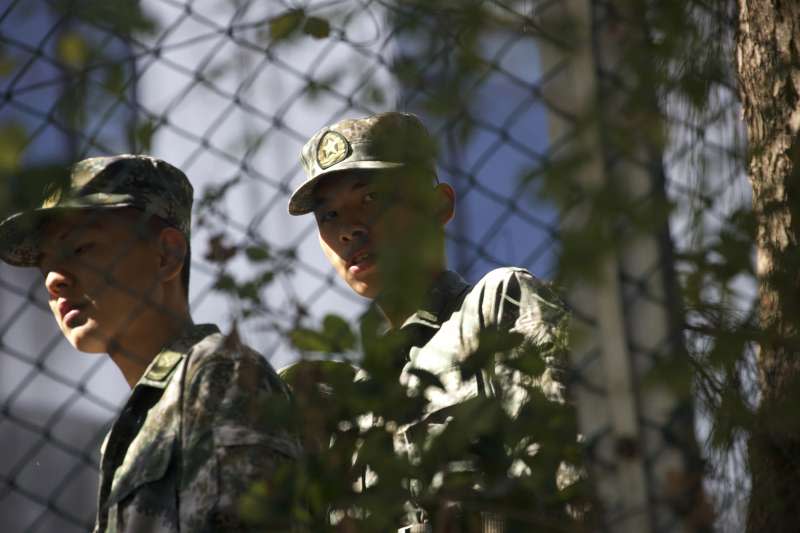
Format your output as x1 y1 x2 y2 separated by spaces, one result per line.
363 192 376 204
319 211 337 223
74 243 94 256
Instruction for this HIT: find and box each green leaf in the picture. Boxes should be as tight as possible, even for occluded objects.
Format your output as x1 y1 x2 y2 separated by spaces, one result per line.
365 85 385 105
303 17 330 39
237 281 261 302
0 47 15 78
57 32 89 69
0 123 27 173
50 0 156 35
290 328 333 352
105 63 126 96
0 164 70 217
245 245 271 262
258 270 275 285
205 234 238 263
503 347 546 377
643 355 693 396
405 367 445 391
322 314 356 352
133 119 157 153
270 9 305 41
279 359 357 385
460 329 523 379
710 386 753 450
213 273 237 293
289 316 356 354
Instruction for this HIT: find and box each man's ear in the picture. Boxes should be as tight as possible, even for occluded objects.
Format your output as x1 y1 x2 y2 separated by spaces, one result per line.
158 227 187 283
434 183 455 225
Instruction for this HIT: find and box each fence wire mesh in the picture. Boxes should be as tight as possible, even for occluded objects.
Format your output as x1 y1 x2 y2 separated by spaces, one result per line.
0 0 751 532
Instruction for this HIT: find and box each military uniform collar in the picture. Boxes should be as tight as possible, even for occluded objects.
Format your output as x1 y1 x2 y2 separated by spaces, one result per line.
399 270 470 330
137 323 220 388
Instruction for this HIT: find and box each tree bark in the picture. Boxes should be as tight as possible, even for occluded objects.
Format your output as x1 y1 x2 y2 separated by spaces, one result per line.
737 1 800 531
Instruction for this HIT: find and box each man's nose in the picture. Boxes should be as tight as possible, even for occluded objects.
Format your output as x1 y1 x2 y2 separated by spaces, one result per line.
45 269 73 297
339 224 367 244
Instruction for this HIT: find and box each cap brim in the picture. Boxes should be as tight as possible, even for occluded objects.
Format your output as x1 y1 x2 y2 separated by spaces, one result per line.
288 161 406 216
0 195 137 267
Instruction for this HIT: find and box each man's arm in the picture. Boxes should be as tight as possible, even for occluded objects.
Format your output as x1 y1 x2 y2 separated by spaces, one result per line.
178 343 300 532
474 267 570 408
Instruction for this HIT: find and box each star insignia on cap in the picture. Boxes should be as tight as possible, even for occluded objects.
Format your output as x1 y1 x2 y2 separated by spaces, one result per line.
316 131 350 169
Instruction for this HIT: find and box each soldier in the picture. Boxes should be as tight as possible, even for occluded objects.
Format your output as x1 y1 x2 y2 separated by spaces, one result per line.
288 112 572 532
0 155 300 532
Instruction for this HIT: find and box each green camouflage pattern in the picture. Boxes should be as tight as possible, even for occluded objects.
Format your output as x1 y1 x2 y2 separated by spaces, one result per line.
93 323 300 533
289 112 438 215
397 267 568 447
394 267 570 529
0 154 194 267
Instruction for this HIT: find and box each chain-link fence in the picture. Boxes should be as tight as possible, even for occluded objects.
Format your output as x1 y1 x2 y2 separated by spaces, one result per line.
0 0 752 531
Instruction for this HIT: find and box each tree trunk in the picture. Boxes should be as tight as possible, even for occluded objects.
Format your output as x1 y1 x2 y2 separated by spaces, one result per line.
737 1 800 531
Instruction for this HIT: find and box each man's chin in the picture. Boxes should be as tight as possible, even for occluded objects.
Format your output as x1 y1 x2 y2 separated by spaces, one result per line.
66 325 108 354
348 277 381 300
340 264 374 295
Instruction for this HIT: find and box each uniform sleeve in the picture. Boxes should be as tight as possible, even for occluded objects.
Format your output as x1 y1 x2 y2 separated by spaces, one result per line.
178 350 300 532
476 267 570 408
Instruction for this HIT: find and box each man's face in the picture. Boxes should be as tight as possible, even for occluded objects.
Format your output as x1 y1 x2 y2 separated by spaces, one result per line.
313 171 448 300
37 209 163 354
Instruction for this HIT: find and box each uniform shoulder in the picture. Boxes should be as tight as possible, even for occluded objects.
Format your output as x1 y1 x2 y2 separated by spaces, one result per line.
179 328 298 458
473 266 543 289
470 266 561 301
463 267 566 326
184 329 282 389
186 328 260 362
184 329 228 368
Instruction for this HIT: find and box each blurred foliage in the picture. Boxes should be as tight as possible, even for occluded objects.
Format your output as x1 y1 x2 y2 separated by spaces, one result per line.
268 9 331 42
0 122 27 173
256 308 587 532
1 0 763 530
0 0 156 220
203 232 295 319
56 31 90 69
49 0 157 35
237 0 747 529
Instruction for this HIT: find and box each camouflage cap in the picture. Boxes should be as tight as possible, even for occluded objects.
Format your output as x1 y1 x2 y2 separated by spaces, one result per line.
0 154 194 267
288 112 438 215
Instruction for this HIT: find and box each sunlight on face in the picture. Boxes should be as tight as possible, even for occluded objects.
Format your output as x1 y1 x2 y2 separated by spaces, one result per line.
37 209 163 354
313 171 452 300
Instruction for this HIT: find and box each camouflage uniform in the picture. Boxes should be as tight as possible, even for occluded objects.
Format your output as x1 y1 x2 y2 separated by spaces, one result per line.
0 155 301 532
392 268 567 533
94 323 299 533
289 113 570 533
396 268 567 453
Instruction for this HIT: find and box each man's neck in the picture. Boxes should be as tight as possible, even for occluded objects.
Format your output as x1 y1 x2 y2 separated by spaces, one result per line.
376 301 415 330
109 306 192 388
377 268 447 329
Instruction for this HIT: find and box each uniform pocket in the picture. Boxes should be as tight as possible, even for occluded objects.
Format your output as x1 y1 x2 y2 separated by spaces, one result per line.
105 432 176 508
214 423 301 459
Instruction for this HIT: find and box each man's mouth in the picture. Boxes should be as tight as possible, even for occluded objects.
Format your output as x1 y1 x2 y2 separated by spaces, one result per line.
58 300 86 327
350 251 372 267
347 249 377 277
